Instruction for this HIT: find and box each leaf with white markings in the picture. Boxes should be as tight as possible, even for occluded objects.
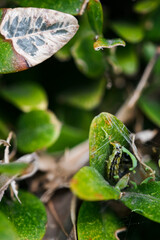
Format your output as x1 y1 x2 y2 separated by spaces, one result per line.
0 8 79 73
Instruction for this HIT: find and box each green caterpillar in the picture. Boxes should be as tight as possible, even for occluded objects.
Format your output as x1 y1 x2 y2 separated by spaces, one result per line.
106 142 137 182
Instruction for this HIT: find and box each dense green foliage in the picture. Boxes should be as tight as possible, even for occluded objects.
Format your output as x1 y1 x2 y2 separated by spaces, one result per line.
0 0 160 239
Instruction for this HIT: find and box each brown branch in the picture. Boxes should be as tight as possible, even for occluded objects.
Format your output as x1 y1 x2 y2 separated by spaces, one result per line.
116 46 160 123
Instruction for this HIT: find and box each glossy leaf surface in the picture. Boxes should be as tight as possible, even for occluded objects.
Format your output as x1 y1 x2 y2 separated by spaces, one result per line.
0 211 18 240
72 33 106 78
139 99 160 127
15 0 87 15
87 0 103 35
70 166 121 201
58 79 106 110
89 112 130 177
121 182 160 223
0 162 28 176
112 21 144 43
78 201 125 240
17 110 61 152
0 82 48 112
0 191 47 240
134 0 159 14
0 119 9 139
139 85 160 127
115 45 139 75
47 124 87 153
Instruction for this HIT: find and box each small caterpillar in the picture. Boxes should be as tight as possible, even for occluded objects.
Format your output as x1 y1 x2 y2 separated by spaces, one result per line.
106 142 136 182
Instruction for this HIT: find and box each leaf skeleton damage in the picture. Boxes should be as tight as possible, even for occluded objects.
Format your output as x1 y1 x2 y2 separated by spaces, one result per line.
0 7 79 67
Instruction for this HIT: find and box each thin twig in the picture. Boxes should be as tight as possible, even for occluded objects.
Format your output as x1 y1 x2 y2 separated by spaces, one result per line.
70 195 77 240
8 132 17 161
116 47 160 123
47 200 69 238
79 0 89 15
4 132 13 163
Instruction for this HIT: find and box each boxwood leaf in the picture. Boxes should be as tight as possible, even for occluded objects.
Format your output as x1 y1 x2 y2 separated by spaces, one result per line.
139 98 160 127
0 119 9 139
94 37 126 50
145 9 160 41
139 86 160 127
0 162 28 176
17 110 61 152
72 33 106 78
89 112 130 177
115 44 139 75
121 181 160 223
0 211 19 240
0 82 48 112
0 191 47 240
47 124 87 154
0 8 78 73
134 0 159 14
112 21 144 43
78 201 125 240
70 166 121 201
87 0 103 36
58 79 106 110
15 0 87 16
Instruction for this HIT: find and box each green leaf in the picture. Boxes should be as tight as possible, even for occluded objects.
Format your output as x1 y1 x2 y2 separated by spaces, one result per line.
0 211 19 240
87 0 103 36
115 45 139 75
0 35 21 74
145 9 160 41
0 82 48 112
115 173 130 191
112 21 144 43
15 0 87 15
139 86 160 127
78 201 125 240
89 112 130 176
47 124 87 154
142 42 160 74
71 33 106 78
94 37 126 50
58 79 106 110
0 162 28 176
142 42 156 61
134 0 159 14
121 181 160 223
0 8 78 73
17 110 61 153
139 98 160 126
0 119 9 139
0 191 47 240
70 166 121 201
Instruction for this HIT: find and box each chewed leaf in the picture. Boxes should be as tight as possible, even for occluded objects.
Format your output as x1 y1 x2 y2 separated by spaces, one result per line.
0 8 79 73
94 38 126 51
